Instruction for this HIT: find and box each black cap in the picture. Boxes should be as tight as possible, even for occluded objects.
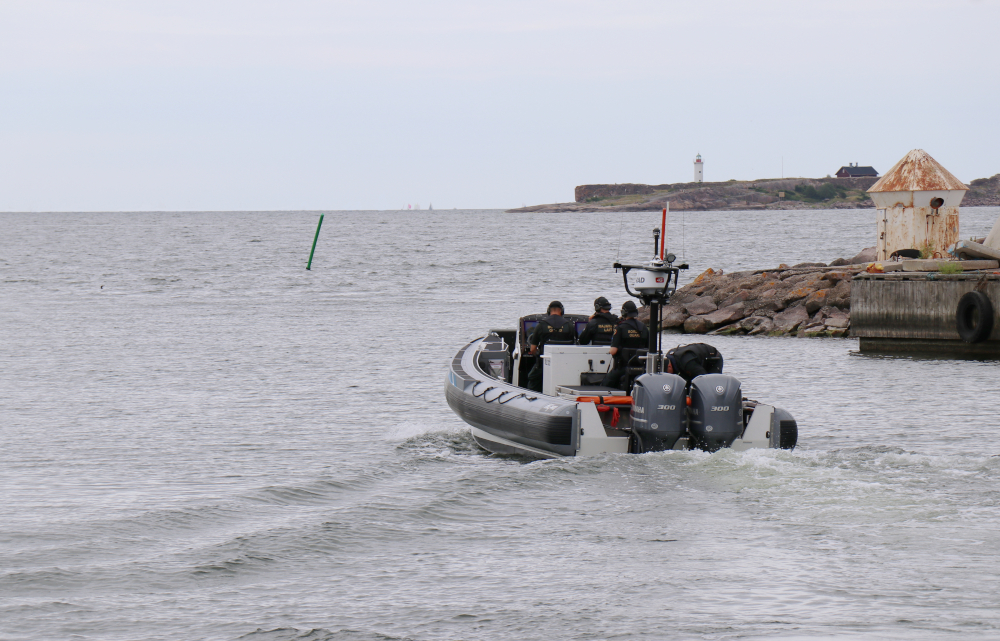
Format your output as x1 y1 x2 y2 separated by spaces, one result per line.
621 300 638 316
594 296 611 312
547 300 564 313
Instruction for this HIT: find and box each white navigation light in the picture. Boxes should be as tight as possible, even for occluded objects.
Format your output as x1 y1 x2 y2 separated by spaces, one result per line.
631 269 668 294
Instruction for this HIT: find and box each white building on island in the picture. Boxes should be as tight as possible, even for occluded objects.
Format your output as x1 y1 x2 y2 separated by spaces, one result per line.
868 149 967 261
694 154 703 183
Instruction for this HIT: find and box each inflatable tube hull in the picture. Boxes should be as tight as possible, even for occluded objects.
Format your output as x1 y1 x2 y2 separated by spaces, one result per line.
445 338 579 458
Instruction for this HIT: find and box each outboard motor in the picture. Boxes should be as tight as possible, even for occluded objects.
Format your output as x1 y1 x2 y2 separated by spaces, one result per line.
630 373 687 452
688 374 744 451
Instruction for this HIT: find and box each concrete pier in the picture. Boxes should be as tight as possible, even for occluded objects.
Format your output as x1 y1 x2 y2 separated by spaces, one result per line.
851 272 1000 356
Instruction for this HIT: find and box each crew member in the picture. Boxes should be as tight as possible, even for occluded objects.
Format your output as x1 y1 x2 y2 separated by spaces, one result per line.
578 296 619 345
665 343 724 383
525 301 577 392
602 300 648 390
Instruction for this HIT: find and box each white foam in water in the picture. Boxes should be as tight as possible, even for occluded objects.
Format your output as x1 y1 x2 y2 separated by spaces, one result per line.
382 419 472 448
381 420 451 442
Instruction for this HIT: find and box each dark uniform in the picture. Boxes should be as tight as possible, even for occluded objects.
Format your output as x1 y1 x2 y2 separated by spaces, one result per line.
578 311 619 345
525 311 578 393
601 316 649 390
666 343 724 383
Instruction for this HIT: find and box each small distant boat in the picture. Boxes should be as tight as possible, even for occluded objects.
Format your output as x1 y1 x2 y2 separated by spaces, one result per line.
429 203 434 211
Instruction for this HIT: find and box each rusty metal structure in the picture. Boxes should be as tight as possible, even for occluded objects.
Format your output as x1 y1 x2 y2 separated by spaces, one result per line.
868 149 968 261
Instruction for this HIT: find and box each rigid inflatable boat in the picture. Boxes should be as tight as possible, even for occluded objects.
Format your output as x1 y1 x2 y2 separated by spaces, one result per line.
445 213 798 459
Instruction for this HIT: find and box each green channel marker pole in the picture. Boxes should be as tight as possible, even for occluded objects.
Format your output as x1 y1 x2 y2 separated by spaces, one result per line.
306 214 324 270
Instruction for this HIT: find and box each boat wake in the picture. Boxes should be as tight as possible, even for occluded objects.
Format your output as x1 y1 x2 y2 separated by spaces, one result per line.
388 421 483 458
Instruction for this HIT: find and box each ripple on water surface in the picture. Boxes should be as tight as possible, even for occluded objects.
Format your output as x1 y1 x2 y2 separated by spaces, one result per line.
2 209 1000 640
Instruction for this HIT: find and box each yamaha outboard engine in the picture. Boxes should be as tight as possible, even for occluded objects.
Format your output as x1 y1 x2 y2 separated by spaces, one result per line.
688 374 744 451
630 373 687 452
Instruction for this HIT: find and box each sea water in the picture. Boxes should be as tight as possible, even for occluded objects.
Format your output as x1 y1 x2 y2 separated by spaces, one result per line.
2 208 1000 640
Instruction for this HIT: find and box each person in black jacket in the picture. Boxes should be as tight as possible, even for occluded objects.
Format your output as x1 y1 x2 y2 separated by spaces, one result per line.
601 300 649 390
665 343 724 383
578 296 619 345
525 301 578 392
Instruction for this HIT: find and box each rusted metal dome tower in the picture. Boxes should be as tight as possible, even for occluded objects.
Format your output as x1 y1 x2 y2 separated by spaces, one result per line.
868 149 968 261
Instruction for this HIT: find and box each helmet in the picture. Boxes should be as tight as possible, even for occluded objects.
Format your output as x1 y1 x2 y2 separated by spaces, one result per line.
547 300 565 314
594 296 611 312
621 300 638 316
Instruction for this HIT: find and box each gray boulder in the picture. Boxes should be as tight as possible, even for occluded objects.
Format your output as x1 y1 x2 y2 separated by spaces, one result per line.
661 311 689 329
825 315 850 329
702 303 746 329
722 289 752 307
772 306 810 333
684 296 718 316
821 271 852 283
748 299 786 316
849 247 876 264
746 317 774 335
683 315 711 334
804 289 831 314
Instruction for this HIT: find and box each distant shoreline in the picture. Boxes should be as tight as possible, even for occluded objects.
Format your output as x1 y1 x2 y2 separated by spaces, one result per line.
508 174 1000 213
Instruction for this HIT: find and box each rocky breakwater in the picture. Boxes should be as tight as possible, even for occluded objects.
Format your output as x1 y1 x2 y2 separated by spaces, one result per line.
642 249 876 338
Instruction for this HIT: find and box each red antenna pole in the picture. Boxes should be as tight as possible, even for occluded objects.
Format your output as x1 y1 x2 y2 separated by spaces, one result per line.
660 208 667 260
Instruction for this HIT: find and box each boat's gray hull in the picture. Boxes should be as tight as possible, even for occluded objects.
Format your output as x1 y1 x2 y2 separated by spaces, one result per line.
445 338 579 458
445 336 798 457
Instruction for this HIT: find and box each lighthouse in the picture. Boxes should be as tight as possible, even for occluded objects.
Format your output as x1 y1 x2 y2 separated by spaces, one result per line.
694 153 703 183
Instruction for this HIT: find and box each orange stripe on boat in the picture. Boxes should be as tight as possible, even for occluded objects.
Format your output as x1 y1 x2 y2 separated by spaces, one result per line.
577 396 632 405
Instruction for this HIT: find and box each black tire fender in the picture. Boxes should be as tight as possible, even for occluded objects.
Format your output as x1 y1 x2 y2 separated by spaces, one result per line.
956 291 994 343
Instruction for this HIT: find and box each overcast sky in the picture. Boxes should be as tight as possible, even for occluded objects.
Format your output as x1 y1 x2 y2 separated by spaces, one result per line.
2 0 998 211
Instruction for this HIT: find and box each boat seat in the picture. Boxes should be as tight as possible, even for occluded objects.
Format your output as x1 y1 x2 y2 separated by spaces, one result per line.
618 348 648 392
520 320 577 349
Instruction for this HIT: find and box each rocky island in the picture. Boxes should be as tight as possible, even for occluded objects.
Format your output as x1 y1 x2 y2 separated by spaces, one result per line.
641 248 878 338
510 173 1000 213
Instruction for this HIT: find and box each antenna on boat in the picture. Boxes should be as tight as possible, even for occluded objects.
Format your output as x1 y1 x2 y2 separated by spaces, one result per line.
613 210 689 376
614 210 625 268
661 205 668 260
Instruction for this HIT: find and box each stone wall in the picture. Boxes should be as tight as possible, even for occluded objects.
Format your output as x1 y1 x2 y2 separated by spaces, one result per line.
641 248 877 338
